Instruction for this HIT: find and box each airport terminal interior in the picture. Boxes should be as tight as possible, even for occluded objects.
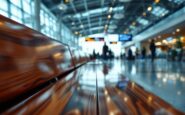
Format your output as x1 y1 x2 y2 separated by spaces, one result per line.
0 0 185 114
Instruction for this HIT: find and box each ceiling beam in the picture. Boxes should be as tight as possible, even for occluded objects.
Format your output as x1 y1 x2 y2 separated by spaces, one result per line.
83 0 92 34
69 0 85 34
72 21 107 31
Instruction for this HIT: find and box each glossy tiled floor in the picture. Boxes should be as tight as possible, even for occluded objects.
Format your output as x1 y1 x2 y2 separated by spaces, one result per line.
97 59 185 112
62 59 185 114
4 58 184 115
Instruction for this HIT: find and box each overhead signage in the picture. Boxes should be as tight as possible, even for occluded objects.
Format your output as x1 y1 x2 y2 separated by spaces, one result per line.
85 37 104 42
166 37 173 42
110 41 118 44
118 34 132 41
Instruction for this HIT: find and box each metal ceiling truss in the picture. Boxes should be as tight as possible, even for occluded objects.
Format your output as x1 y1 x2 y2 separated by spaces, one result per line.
42 0 185 37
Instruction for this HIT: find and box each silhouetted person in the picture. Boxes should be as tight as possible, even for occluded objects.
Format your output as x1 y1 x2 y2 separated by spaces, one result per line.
93 49 96 59
135 48 139 59
142 47 146 60
176 38 183 61
97 53 100 59
150 39 156 62
102 43 108 60
108 50 114 59
171 47 177 61
128 48 133 60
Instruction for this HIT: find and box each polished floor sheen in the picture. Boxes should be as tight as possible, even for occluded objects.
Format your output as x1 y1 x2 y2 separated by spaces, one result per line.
62 59 185 114
120 59 185 112
3 59 185 115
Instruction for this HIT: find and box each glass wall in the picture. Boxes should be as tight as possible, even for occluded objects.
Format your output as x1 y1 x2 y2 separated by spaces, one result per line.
0 0 76 45
0 0 9 17
40 5 57 39
0 0 34 28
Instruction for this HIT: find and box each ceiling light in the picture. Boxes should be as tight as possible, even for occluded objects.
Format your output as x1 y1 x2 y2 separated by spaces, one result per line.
137 17 149 25
109 25 117 29
110 20 117 24
161 13 165 16
151 6 169 17
119 0 132 2
71 22 75 25
89 26 104 31
172 32 176 35
72 7 108 19
80 25 84 28
113 6 124 12
113 13 124 19
143 12 146 16
176 28 180 32
75 31 79 35
162 40 168 44
132 22 136 26
109 7 113 13
64 0 70 4
108 29 114 33
108 15 111 19
154 0 160 3
156 42 162 46
168 0 184 5
129 25 135 30
58 3 68 11
147 6 152 11
124 31 128 34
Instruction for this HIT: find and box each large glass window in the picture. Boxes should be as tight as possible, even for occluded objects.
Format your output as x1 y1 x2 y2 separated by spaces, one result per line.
40 10 45 25
0 0 8 17
0 10 8 17
11 15 22 23
23 13 33 28
0 0 8 12
10 5 22 18
10 0 21 7
22 0 31 14
0 0 75 43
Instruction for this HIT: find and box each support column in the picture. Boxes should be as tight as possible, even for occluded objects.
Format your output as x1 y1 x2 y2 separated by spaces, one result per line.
34 0 41 31
135 42 142 50
60 23 63 42
56 18 62 41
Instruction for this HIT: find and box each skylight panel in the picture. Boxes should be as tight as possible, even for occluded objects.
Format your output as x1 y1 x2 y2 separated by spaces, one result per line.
129 25 136 30
90 26 104 31
72 7 108 18
168 0 185 5
137 18 149 25
113 6 124 12
151 6 169 17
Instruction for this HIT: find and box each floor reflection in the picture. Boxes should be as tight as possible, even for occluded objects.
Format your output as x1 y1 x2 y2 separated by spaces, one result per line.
87 59 184 112
120 59 185 112
63 59 185 114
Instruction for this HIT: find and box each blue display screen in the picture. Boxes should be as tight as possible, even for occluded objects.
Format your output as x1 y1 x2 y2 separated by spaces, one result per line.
116 81 128 90
166 37 173 42
119 34 132 41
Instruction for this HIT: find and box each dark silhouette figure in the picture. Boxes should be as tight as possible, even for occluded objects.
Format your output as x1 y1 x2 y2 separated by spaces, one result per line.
93 49 96 59
128 48 133 60
102 43 109 60
135 48 139 59
150 39 156 62
141 47 146 60
176 38 183 61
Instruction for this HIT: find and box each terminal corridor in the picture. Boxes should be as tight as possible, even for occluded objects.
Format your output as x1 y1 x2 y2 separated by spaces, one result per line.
0 0 185 114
